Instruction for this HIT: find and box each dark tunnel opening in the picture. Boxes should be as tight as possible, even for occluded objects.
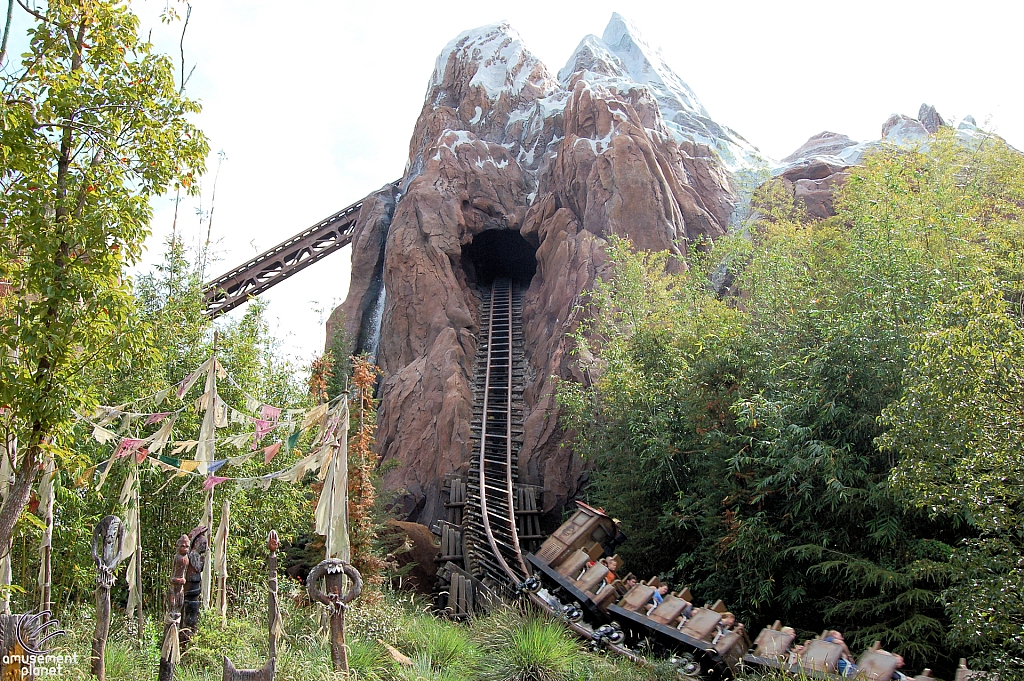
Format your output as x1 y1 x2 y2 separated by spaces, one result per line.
462 229 538 287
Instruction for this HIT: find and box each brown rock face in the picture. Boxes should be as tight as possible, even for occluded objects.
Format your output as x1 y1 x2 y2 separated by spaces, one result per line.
917 103 947 134
779 165 852 220
771 103 950 220
331 20 740 528
380 520 439 594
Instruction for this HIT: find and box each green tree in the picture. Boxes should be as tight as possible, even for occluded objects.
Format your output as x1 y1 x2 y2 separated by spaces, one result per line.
880 283 1024 672
560 130 1024 674
0 0 208 551
18 240 317 615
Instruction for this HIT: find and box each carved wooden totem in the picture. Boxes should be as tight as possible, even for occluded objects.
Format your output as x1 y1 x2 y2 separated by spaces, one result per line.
158 534 190 681
306 559 362 673
181 525 209 647
90 515 125 681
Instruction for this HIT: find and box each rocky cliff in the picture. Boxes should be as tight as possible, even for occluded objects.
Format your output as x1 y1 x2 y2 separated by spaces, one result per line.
327 13 762 528
773 103 988 219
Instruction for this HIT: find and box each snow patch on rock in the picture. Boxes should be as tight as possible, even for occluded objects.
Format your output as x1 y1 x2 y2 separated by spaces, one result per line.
558 14 768 174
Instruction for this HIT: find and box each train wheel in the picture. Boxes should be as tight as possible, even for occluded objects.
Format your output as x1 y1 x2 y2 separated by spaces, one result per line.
668 652 701 677
518 576 542 594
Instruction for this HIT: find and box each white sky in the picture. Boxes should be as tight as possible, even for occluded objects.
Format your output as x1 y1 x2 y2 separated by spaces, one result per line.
91 1 1024 362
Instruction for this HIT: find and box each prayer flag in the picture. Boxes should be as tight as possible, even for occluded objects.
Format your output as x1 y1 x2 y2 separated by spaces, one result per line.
92 424 117 444
264 441 282 464
302 403 328 432
149 415 176 454
171 440 199 455
145 412 170 426
315 399 350 561
227 452 255 466
260 405 281 422
251 418 274 449
176 358 210 399
114 438 146 460
203 475 228 491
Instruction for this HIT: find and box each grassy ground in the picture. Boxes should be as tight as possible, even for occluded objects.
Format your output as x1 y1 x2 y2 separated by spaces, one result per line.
50 588 681 681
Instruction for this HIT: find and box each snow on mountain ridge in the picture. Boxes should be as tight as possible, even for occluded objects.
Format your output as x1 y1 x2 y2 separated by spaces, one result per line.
600 12 709 119
557 14 767 173
425 14 769 180
429 22 555 102
557 34 626 83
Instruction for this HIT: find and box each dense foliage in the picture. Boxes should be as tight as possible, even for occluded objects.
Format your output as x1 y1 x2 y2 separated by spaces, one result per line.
560 129 1024 677
3 242 317 617
0 0 208 554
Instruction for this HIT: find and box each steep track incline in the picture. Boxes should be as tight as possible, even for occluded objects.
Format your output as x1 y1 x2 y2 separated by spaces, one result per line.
465 278 529 587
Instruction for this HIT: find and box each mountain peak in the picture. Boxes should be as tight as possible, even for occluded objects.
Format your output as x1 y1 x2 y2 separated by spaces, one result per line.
600 12 709 120
429 22 554 101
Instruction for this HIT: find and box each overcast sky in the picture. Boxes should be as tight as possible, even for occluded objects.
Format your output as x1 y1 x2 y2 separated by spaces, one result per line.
112 0 1024 362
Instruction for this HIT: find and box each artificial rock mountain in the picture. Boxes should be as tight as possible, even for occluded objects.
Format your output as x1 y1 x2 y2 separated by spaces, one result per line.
326 14 969 529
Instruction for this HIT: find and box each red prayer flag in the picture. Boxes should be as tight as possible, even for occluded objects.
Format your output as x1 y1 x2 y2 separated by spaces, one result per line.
203 475 229 491
264 441 282 464
114 438 145 459
252 418 274 449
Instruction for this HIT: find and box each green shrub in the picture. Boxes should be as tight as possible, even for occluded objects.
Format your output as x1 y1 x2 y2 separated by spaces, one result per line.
401 614 481 672
476 607 588 681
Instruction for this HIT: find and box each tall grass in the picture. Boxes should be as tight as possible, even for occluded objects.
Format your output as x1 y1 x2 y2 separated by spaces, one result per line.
47 590 675 681
475 607 588 681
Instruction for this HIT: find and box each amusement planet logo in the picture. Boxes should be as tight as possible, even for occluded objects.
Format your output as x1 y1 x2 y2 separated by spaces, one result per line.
2 611 77 677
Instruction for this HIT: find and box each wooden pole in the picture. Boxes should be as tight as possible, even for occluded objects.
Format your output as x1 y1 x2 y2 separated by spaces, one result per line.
134 463 144 642
267 531 280 660
90 516 125 681
306 559 362 674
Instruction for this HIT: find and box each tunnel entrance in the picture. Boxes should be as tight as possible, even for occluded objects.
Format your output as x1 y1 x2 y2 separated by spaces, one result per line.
462 229 537 287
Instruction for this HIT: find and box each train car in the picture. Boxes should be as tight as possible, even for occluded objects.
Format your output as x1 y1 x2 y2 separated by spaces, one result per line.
521 502 966 681
524 502 748 679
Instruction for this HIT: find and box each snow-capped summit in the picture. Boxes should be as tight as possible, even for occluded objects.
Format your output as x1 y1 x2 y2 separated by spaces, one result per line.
559 14 767 173
557 33 626 83
428 22 555 106
600 13 710 120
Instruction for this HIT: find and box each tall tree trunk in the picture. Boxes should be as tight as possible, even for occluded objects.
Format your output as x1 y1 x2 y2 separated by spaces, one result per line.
0 444 41 557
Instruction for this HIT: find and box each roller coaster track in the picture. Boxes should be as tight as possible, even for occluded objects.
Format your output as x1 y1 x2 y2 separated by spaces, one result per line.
464 278 530 587
201 180 400 318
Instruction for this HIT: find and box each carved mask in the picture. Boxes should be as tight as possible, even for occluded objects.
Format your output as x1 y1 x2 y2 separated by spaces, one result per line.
177 535 191 555
92 514 125 569
101 518 122 564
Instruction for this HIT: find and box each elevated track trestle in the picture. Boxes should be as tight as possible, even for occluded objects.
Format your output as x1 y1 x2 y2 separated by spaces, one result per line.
202 180 400 318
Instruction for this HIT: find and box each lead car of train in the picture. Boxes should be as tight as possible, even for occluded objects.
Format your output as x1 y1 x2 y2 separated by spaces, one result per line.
517 502 989 681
